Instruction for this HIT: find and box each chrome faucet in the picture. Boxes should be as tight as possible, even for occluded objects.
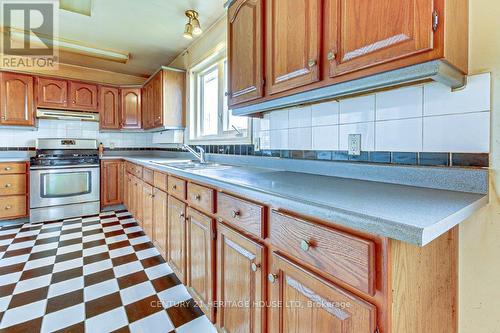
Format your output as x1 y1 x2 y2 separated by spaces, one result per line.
183 144 206 164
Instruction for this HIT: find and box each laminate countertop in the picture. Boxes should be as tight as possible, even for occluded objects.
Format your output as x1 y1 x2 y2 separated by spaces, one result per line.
102 155 488 246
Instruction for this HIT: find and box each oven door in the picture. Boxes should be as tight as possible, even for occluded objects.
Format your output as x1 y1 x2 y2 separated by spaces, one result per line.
30 165 100 209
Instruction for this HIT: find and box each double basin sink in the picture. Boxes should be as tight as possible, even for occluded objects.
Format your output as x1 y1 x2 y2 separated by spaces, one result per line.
150 160 229 171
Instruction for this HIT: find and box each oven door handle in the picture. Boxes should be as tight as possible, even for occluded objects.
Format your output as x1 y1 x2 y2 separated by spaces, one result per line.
30 164 100 170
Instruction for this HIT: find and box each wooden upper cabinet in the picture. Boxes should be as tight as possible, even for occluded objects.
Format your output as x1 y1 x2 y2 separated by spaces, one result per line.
120 88 142 129
151 72 163 128
36 77 68 109
267 0 322 94
69 81 98 112
0 73 35 126
269 253 377 333
99 86 120 129
228 0 264 106
142 81 153 130
101 160 123 207
328 0 435 76
216 223 265 333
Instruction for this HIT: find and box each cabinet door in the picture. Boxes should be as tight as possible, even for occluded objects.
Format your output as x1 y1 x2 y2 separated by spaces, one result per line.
129 175 138 218
329 0 434 76
228 0 264 106
69 81 98 112
101 160 123 207
142 183 154 238
124 173 130 210
121 88 142 129
100 86 120 129
142 82 152 129
151 72 163 128
216 223 265 333
269 253 377 333
167 196 186 283
153 188 168 259
135 179 144 225
267 0 322 95
36 77 68 109
186 208 215 321
0 73 35 126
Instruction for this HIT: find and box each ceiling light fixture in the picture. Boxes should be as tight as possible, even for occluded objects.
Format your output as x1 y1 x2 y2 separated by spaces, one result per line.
183 10 202 39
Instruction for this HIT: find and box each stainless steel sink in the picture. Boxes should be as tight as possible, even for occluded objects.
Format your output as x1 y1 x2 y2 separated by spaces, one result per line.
150 160 229 171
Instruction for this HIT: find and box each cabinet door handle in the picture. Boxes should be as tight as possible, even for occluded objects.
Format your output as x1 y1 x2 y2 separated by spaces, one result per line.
231 210 241 218
268 274 278 284
308 59 317 68
4 183 12 188
179 212 185 219
5 205 12 210
4 167 12 171
251 263 260 272
172 185 177 190
195 194 201 201
327 51 336 61
300 239 311 252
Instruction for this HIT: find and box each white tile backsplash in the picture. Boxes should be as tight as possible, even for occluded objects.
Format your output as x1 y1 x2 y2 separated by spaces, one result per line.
340 94 375 124
423 73 491 116
311 101 339 126
253 73 491 154
423 112 490 153
339 122 375 151
288 128 312 150
376 85 423 121
0 119 154 148
288 105 312 128
312 126 339 150
375 118 423 152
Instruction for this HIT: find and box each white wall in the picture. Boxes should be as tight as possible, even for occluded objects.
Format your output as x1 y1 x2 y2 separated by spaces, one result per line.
254 73 491 153
0 119 154 148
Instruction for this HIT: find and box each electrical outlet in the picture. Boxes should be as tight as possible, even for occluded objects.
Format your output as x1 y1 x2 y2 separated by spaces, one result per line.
110 142 115 150
348 134 361 156
254 137 261 151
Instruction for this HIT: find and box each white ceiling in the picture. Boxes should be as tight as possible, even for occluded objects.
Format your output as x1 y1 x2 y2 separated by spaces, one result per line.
57 0 226 77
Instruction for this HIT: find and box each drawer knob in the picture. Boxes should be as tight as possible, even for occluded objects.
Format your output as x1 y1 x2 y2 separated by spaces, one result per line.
300 240 311 252
251 263 260 272
231 210 241 218
327 51 336 61
173 185 177 190
4 167 12 171
179 212 185 219
5 205 12 210
268 274 278 284
4 183 12 188
195 194 201 201
308 59 317 68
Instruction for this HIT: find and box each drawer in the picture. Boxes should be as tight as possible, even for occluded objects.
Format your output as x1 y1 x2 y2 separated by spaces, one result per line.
0 195 27 219
143 168 154 185
0 174 27 196
126 163 143 178
270 210 376 295
0 162 26 175
153 171 168 192
217 192 265 238
168 176 186 200
187 183 214 213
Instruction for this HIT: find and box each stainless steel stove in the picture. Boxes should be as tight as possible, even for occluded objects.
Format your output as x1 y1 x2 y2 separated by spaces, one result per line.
30 139 100 223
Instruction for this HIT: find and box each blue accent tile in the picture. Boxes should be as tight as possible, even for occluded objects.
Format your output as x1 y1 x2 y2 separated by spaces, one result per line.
419 153 449 166
393 152 418 165
370 152 391 163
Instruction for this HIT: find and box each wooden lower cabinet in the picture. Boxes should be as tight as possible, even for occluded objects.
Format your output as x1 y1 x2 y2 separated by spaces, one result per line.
186 208 215 321
142 183 154 238
135 178 144 225
101 160 123 208
153 188 168 258
0 162 29 220
216 223 265 333
167 196 187 283
269 253 377 333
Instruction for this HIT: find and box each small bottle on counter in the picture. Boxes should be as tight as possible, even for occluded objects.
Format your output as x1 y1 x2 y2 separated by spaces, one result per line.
98 142 104 158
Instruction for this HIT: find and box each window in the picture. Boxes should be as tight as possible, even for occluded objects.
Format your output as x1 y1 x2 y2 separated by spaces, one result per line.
189 56 251 143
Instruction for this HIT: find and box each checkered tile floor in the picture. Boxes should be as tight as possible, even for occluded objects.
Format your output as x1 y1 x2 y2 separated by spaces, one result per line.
0 210 217 333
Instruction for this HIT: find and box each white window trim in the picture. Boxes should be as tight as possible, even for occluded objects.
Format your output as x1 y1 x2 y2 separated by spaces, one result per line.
187 52 251 145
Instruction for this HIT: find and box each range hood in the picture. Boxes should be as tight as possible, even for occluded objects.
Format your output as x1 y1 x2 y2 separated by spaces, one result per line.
36 109 99 122
232 60 466 116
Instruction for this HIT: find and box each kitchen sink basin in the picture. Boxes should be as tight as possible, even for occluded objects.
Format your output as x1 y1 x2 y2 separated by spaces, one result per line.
151 160 229 171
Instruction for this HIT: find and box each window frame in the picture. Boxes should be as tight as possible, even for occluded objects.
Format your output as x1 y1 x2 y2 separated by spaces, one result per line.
188 54 251 145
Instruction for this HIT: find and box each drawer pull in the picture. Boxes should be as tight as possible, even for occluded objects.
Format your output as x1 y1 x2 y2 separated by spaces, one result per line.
300 239 311 252
179 212 185 219
4 183 12 188
231 210 241 218
268 274 278 284
195 194 201 201
251 263 260 272
173 185 177 190
5 205 12 210
4 167 12 171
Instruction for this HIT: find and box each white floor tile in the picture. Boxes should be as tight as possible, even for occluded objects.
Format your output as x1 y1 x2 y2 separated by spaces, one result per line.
83 259 113 276
23 256 56 271
136 247 160 260
31 242 59 253
56 243 83 255
0 254 30 267
59 232 83 241
5 240 36 251
0 300 46 329
83 244 109 257
53 257 83 273
47 276 84 298
129 310 174 333
145 263 173 280
113 261 143 278
84 278 119 302
85 307 128 333
0 271 22 286
157 284 192 308
0 295 12 312
41 303 85 333
13 274 52 294
109 246 135 259
120 281 155 305
175 315 217 333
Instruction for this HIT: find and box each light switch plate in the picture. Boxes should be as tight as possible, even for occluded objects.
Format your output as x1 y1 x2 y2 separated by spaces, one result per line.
348 134 361 156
